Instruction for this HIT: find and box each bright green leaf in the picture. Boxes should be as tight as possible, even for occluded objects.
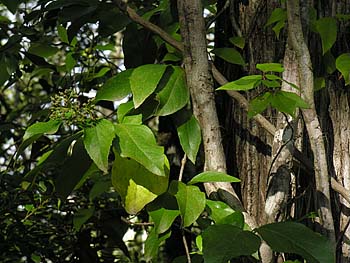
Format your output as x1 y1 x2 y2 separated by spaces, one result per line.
202 225 260 263
84 119 115 173
211 48 245 66
73 206 95 231
156 66 189 116
177 116 202 164
206 200 235 224
196 235 203 252
336 53 350 85
262 79 281 88
115 123 167 176
121 114 143 124
217 75 262 91
188 171 240 185
23 119 62 141
117 101 134 122
256 222 335 263
219 211 244 228
130 64 167 108
169 181 206 227
162 53 182 62
229 36 245 49
315 17 337 55
95 69 133 102
256 63 284 73
88 67 110 80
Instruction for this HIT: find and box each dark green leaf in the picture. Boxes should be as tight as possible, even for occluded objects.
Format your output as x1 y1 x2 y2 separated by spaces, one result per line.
169 181 206 227
130 64 167 108
144 229 171 261
272 20 285 39
156 66 189 116
314 77 326 91
57 25 69 44
323 51 336 74
188 171 240 185
315 17 337 55
66 52 76 71
256 222 335 263
229 36 245 49
83 119 115 173
1 0 21 14
89 177 112 201
28 42 59 58
177 116 202 164
211 48 245 66
248 92 272 118
202 225 260 263
265 8 287 27
336 53 350 85
73 206 95 231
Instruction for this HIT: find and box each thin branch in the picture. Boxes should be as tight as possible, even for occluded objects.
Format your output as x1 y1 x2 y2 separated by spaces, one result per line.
182 232 192 263
121 216 154 226
178 154 187 182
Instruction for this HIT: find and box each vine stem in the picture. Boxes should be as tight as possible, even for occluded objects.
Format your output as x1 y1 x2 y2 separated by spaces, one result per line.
182 231 192 263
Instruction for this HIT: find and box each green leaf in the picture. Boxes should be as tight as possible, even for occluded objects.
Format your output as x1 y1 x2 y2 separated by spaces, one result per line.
211 48 245 66
248 92 272 118
95 69 133 102
265 8 287 27
323 51 336 74
1 0 21 14
188 171 240 185
262 79 281 88
144 229 171 261
206 200 235 224
315 17 337 55
121 114 143 124
169 181 206 227
314 77 326 91
272 20 285 39
270 91 308 117
88 67 110 80
130 64 167 108
177 116 202 164
89 176 111 201
147 194 180 234
336 53 350 85
28 42 59 58
229 36 245 49
117 101 134 122
202 225 260 263
162 53 181 62
115 123 167 176
256 63 284 73
57 25 69 44
73 206 95 231
217 75 262 91
256 222 335 263
23 119 62 141
112 152 169 214
155 66 189 116
66 52 76 71
219 211 244 228
83 119 115 173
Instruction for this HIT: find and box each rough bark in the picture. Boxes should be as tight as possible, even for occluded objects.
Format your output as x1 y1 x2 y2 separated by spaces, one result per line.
286 0 335 243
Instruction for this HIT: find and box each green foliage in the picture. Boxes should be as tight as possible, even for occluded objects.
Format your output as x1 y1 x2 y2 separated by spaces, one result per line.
315 17 337 55
265 8 287 38
336 53 350 85
211 48 246 66
188 171 240 185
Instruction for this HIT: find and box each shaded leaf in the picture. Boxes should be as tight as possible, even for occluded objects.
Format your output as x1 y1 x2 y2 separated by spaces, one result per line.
248 92 272 118
314 77 326 91
57 25 69 44
144 229 171 261
315 17 337 55
202 225 260 263
188 171 240 185
177 116 201 164
229 36 245 49
66 52 76 71
265 8 287 27
83 119 115 173
28 42 59 58
256 222 335 263
73 206 95 231
211 48 245 66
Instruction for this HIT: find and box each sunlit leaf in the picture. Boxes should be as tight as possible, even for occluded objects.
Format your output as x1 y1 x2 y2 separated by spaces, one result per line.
188 171 240 185
23 120 62 141
217 75 262 91
256 63 284 73
336 53 350 85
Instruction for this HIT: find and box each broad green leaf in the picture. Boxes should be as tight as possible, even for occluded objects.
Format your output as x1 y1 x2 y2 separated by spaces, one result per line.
57 25 69 44
73 206 95 231
1 0 21 14
314 77 326 91
155 66 189 116
256 222 335 263
117 101 134 122
262 79 280 88
55 138 92 199
177 116 201 164
211 48 245 66
265 8 287 27
188 171 240 185
270 91 308 117
169 181 206 227
147 194 180 234
206 200 235 224
217 75 262 91
23 119 62 141
88 67 110 80
336 53 350 85
256 63 284 73
202 225 260 263
229 36 245 49
83 119 115 173
28 42 59 58
272 20 285 39
323 51 336 74
279 91 309 108
112 152 169 214
144 229 171 261
162 52 181 62
115 123 167 176
315 17 337 55
248 92 272 118
121 114 143 124
66 52 76 71
219 211 244 228
130 64 167 108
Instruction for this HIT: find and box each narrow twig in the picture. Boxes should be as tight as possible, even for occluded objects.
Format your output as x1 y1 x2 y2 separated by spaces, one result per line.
178 154 187 182
182 231 192 263
121 216 154 226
